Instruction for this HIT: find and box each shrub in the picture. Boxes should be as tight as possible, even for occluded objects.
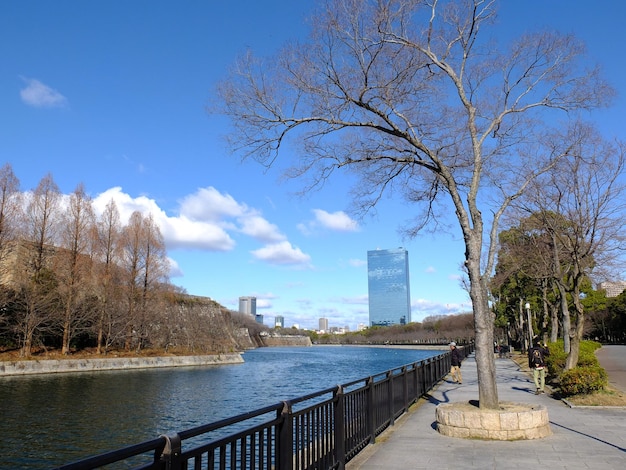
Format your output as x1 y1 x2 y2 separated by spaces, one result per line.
544 341 564 374
559 366 608 396
545 339 601 372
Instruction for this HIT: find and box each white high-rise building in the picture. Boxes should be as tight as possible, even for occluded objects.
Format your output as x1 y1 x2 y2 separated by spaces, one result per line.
238 296 257 316
599 281 626 298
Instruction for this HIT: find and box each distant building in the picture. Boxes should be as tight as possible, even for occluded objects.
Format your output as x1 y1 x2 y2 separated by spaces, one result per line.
599 281 626 298
367 247 411 327
357 323 367 332
255 314 264 325
238 296 257 316
319 317 329 332
275 315 284 328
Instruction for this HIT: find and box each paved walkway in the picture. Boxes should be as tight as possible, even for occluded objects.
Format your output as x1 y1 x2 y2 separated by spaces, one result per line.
347 352 626 469
596 345 626 393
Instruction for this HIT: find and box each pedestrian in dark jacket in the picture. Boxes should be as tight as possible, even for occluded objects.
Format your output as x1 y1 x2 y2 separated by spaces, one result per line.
449 342 463 384
528 340 550 394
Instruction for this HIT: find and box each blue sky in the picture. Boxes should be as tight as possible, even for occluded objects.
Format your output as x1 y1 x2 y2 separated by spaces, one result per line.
2 1 625 331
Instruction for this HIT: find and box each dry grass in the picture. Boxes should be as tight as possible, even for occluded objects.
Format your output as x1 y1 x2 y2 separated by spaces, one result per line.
510 353 626 407
0 346 199 361
564 388 626 407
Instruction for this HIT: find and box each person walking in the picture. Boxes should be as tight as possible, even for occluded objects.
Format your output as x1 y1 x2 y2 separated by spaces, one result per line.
528 340 550 394
449 342 463 384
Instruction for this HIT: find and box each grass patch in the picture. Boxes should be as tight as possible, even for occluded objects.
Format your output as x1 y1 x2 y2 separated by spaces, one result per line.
510 352 626 407
564 388 626 407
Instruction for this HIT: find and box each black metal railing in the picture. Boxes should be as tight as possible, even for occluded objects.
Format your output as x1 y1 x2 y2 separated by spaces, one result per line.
55 345 472 470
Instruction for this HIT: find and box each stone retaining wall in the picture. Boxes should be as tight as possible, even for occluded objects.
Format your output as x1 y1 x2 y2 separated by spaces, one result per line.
436 401 552 440
262 336 312 347
0 353 244 377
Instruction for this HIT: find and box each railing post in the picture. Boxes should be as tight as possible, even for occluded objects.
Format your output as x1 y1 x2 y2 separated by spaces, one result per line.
333 385 346 470
158 433 181 470
427 357 434 390
366 376 375 445
402 366 409 411
387 371 394 426
277 401 293 470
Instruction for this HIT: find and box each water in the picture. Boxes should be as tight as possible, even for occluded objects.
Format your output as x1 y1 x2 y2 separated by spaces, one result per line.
0 346 444 469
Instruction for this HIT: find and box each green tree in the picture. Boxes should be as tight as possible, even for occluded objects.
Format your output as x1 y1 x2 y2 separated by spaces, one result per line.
517 124 626 369
606 292 626 342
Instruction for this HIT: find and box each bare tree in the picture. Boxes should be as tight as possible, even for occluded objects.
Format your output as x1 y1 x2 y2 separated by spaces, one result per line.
16 173 62 356
25 173 61 272
217 0 612 408
118 211 170 351
0 164 21 331
56 183 96 354
93 199 123 354
0 163 21 254
119 211 144 351
518 123 626 369
135 213 169 351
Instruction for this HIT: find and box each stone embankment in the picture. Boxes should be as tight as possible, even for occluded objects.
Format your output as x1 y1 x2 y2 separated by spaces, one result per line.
0 353 243 377
261 335 312 347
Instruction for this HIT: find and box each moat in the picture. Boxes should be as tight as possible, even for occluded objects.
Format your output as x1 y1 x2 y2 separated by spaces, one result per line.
1 345 444 469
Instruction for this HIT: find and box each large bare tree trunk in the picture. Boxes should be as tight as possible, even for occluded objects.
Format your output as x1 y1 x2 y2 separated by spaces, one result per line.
467 251 498 407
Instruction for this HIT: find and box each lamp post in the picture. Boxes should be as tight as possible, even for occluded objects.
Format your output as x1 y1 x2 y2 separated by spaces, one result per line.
525 302 532 349
507 321 511 351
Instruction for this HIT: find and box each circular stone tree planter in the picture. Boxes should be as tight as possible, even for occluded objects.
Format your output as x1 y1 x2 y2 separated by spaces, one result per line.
436 401 551 440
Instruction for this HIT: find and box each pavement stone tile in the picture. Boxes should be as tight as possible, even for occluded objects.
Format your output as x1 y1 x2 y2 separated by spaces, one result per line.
347 352 626 469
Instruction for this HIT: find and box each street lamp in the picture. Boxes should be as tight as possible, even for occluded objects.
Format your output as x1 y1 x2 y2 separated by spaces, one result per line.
525 302 532 350
506 321 511 351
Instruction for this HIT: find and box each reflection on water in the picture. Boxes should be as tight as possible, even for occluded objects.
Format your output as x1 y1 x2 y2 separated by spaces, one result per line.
0 346 443 469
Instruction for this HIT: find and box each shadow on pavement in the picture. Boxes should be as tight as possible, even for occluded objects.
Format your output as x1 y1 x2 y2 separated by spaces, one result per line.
549 421 626 452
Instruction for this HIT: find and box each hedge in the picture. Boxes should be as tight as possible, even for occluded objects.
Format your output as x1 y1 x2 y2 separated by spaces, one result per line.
559 365 608 396
544 340 607 396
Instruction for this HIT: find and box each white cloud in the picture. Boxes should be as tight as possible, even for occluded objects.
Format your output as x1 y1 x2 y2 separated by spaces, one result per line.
92 187 235 252
179 187 244 221
161 215 236 251
238 215 285 243
179 187 285 242
334 295 369 305
251 241 312 267
410 299 472 321
93 187 162 221
314 209 359 231
91 186 314 266
168 257 183 278
255 297 274 309
425 266 436 273
299 209 360 235
20 77 67 108
349 258 366 267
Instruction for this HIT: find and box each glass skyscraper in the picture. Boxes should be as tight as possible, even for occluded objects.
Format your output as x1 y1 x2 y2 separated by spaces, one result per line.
367 248 411 327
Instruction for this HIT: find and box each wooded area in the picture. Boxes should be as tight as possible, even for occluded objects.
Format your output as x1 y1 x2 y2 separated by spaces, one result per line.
0 165 263 358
